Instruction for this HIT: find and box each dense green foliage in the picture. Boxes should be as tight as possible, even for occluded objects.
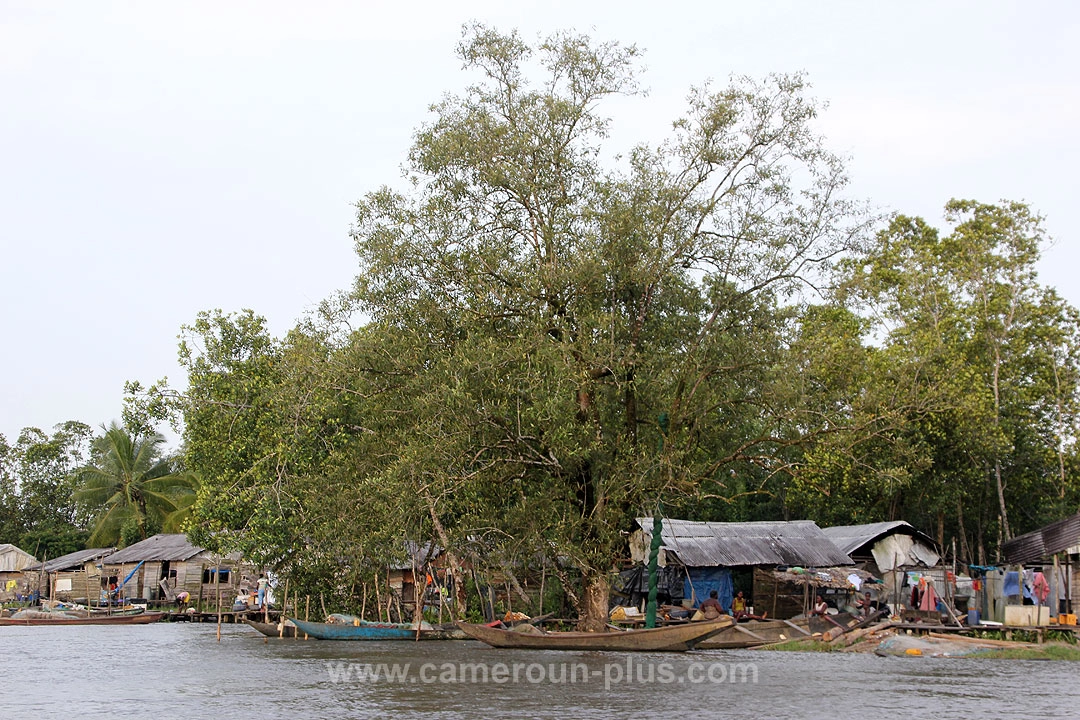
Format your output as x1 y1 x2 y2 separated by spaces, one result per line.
164 26 1080 628
0 420 194 557
74 423 197 546
6 28 1078 626
0 422 91 558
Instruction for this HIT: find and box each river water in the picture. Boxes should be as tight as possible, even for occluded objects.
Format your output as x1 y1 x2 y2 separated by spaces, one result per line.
3 622 1077 719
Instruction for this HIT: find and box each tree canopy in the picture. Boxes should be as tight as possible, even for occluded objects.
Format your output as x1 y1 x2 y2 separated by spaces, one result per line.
75 423 196 547
105 26 1080 628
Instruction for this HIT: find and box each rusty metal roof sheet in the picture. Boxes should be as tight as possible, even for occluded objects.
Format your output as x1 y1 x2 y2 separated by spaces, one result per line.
27 548 115 573
821 521 937 556
102 534 206 564
1001 512 1080 565
636 518 853 568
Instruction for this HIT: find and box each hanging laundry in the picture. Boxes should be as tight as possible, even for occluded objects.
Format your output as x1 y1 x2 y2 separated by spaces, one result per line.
1032 572 1051 603
1003 571 1022 597
919 581 939 612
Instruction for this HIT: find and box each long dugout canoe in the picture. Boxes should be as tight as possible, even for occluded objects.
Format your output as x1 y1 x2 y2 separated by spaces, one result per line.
456 617 733 652
0 612 166 626
289 617 462 640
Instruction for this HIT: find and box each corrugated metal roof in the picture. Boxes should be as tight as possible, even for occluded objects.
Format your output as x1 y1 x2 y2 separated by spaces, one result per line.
636 518 853 568
102 534 206 564
0 544 38 572
1002 512 1080 565
820 521 937 556
27 548 115 573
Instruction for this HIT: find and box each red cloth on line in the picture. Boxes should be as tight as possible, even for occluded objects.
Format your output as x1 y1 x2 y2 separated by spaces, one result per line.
1032 572 1051 603
919 584 939 612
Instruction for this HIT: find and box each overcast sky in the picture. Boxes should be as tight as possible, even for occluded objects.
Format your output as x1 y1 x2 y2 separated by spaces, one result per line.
2 1 1078 447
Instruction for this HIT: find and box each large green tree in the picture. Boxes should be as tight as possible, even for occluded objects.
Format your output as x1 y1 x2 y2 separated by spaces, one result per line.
0 422 92 558
832 200 1080 561
76 423 196 547
342 25 868 628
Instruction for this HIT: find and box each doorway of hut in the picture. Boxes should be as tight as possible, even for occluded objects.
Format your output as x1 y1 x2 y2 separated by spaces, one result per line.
158 561 174 603
731 567 754 614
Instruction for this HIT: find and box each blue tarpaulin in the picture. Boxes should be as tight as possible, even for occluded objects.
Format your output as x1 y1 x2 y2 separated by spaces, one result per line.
684 567 733 613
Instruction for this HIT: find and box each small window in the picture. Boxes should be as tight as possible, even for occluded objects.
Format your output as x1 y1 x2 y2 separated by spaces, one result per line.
202 567 231 584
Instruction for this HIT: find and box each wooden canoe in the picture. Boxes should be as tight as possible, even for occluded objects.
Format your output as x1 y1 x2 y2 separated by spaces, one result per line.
289 617 461 641
456 618 733 652
244 619 302 638
0 611 166 626
697 618 812 649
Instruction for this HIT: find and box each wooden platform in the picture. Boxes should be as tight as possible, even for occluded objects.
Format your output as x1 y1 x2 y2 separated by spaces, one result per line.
890 622 1080 643
164 610 281 623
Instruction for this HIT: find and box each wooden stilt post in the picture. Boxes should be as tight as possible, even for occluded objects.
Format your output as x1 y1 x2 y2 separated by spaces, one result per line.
279 579 289 638
215 561 222 642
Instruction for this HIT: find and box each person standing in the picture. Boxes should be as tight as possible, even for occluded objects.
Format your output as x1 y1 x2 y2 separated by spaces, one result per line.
256 574 269 608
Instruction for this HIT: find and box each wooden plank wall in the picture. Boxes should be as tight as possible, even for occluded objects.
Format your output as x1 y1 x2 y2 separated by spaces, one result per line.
752 568 807 619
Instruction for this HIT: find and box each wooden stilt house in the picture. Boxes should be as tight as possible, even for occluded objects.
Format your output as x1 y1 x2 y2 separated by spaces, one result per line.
24 547 115 603
100 534 259 609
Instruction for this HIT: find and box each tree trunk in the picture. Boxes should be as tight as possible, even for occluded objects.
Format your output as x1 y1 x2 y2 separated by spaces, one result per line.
991 346 1011 541
420 489 467 620
936 511 945 552
994 460 1010 541
578 572 609 632
956 500 971 566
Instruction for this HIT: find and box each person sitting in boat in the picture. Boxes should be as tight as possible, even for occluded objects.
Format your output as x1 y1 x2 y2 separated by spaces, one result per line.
810 595 830 617
731 591 768 621
698 590 724 620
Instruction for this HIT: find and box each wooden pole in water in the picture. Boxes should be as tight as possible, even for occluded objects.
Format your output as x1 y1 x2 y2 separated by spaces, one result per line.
304 595 310 640
215 561 222 642
414 567 425 640
279 579 289 638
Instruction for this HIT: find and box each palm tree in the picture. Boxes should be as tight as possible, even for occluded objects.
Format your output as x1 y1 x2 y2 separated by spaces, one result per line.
76 423 197 546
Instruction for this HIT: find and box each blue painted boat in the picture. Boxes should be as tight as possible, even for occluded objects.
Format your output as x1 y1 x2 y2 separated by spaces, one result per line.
288 617 461 641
